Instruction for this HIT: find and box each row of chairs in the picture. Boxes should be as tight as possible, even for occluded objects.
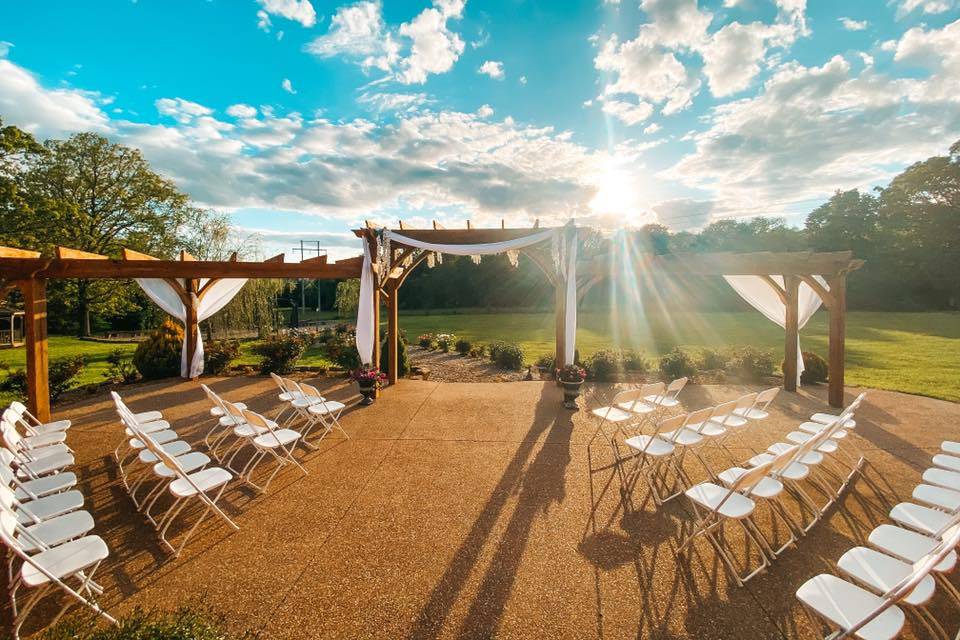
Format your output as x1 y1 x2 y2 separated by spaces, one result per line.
0 402 116 638
797 439 960 639
679 394 867 587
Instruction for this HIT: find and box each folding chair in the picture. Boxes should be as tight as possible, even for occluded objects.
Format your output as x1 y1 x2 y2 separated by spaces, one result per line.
1 445 73 482
678 460 776 587
732 387 779 421
2 419 72 462
710 392 758 456
622 414 681 506
647 377 687 409
620 382 665 419
199 384 248 458
660 407 714 482
0 483 95 555
300 382 348 444
588 390 641 457
0 511 115 639
2 411 69 450
238 409 307 492
0 451 77 501
8 401 71 435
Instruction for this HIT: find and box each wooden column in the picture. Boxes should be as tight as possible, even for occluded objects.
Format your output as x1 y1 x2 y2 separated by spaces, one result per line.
21 278 50 422
387 282 399 385
184 278 199 380
827 273 847 408
783 275 800 392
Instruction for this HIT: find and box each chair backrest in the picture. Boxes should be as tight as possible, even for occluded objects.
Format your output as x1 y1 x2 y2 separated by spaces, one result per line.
284 378 304 394
641 382 666 403
767 444 800 477
754 387 779 410
666 377 687 395
728 459 775 496
241 409 283 445
658 414 688 442
299 382 325 401
683 407 714 432
269 372 287 391
709 400 738 427
734 393 757 412
613 389 647 412
220 399 246 422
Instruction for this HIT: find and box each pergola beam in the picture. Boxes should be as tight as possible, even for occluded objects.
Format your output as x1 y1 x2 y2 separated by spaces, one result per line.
0 257 362 280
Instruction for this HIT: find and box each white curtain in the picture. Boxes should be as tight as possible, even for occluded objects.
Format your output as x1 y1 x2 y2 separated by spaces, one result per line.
136 278 248 378
356 227 578 365
724 275 828 386
356 242 375 365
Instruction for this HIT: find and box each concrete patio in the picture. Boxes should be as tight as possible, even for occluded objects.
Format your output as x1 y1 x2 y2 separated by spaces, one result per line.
18 377 960 639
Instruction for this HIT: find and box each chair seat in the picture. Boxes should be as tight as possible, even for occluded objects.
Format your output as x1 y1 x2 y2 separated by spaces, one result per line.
219 415 245 427
16 452 74 479
868 524 957 573
943 441 960 456
911 484 960 512
590 406 633 423
138 441 192 464
787 432 839 454
291 397 323 409
18 510 96 553
15 472 77 501
20 535 110 588
662 428 703 447
125 419 170 435
20 444 70 461
717 467 784 498
253 429 301 448
748 454 809 480
796 574 904 640
690 422 725 438
169 467 233 497
154 451 210 478
932 454 960 473
133 410 163 424
709 414 748 429
30 419 71 434
307 401 346 416
922 467 960 492
889 502 953 536
798 422 849 439
209 403 246 417
21 431 67 449
811 412 856 428
645 394 679 407
233 424 270 438
129 429 178 449
685 483 756 518
838 547 935 607
768 442 822 465
617 401 656 414
624 435 674 457
733 407 769 420
16 490 85 525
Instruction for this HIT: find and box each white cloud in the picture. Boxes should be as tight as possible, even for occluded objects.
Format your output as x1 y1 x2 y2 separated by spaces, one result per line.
256 10 272 32
839 17 869 31
601 98 654 125
643 123 660 134
595 35 701 115
653 199 713 229
478 60 504 79
0 60 110 136
256 0 317 28
357 91 430 113
156 97 214 123
306 0 466 85
892 0 955 17
519 75 527 85
476 104 494 118
700 21 793 97
281 78 297 94
226 104 258 118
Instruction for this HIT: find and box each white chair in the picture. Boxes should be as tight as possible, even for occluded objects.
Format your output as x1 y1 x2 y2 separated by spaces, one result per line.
620 382 665 418
2 419 72 463
647 377 687 408
8 401 71 435
732 387 779 421
198 384 247 452
678 460 776 587
2 411 68 449
0 511 115 638
622 414 681 505
943 441 960 456
660 407 713 482
300 382 348 444
1 445 74 482
711 393 758 456
0 451 76 501
588 389 642 456
239 409 307 493
0 484 95 556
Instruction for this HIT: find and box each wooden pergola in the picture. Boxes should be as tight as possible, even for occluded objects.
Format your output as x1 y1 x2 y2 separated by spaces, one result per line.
356 222 863 408
0 245 363 422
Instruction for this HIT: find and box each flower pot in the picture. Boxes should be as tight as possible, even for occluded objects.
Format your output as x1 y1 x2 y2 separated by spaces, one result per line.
357 381 376 406
561 380 583 410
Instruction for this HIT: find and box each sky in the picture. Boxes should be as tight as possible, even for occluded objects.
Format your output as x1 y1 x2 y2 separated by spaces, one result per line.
1 0 959 260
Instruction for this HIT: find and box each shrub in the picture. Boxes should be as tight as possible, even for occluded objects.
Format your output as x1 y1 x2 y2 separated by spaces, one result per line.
621 349 649 373
534 353 555 372
103 349 139 384
436 333 456 352
326 330 361 371
493 342 524 370
41 604 256 640
1 355 86 402
204 340 240 375
417 333 436 349
728 347 776 381
659 347 696 380
487 341 506 362
380 333 411 376
132 320 183 380
699 348 730 371
585 350 625 381
468 343 486 358
782 351 829 384
253 332 308 374
455 338 471 356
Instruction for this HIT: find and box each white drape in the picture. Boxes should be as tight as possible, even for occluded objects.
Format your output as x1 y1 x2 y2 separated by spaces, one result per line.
356 242 375 365
356 227 578 366
723 275 828 386
135 278 248 378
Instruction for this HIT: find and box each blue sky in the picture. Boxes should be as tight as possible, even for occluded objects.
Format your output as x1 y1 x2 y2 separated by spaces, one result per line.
1 0 959 258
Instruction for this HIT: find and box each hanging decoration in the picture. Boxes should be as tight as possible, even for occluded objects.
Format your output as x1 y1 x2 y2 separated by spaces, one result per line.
506 249 519 268
470 255 482 265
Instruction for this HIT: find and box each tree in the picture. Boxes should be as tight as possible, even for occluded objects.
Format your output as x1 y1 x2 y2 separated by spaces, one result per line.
21 133 191 334
335 280 360 317
0 118 46 248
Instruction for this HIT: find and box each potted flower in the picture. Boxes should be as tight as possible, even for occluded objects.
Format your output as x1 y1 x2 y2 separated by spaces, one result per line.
556 364 587 410
351 367 386 406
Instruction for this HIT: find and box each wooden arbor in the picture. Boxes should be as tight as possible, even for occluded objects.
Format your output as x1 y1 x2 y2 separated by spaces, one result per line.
0 245 362 422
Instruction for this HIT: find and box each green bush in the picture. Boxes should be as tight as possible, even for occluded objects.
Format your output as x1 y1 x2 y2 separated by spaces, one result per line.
2 355 86 402
659 347 695 380
782 351 829 384
699 348 730 371
436 333 456 352
585 350 625 381
455 338 471 356
417 333 436 349
493 342 524 370
487 341 507 362
103 349 139 384
534 353 555 371
468 343 486 358
621 349 649 373
728 347 776 381
132 320 183 380
204 340 240 375
380 333 411 376
41 605 256 640
252 332 308 374
326 330 361 371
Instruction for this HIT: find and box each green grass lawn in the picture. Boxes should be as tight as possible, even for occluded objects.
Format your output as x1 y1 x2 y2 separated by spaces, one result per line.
0 311 956 403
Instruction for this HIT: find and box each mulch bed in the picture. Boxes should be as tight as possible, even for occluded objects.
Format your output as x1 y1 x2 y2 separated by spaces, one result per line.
407 346 533 382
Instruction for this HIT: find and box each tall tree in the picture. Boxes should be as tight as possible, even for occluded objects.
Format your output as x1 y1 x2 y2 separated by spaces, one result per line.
0 118 46 248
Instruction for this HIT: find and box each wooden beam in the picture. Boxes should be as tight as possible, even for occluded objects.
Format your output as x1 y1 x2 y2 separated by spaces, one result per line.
180 250 196 262
828 273 847 408
432 221 445 230
0 246 41 259
55 246 107 260
302 254 328 265
466 220 473 229
387 281 399 385
579 250 862 277
799 275 836 310
21 278 50 422
122 248 159 261
759 275 787 305
264 254 285 263
783 275 800 392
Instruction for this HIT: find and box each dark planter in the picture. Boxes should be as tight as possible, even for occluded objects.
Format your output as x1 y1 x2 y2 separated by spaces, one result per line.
357 382 376 406
561 380 583 410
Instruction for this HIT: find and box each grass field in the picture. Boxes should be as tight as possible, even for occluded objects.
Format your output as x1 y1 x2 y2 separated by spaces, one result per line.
0 311 956 403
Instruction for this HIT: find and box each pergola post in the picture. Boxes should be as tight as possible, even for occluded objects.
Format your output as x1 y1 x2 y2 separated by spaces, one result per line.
827 273 847 408
387 282 399 385
21 278 51 422
365 234 382 397
783 275 800 392
184 278 200 380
